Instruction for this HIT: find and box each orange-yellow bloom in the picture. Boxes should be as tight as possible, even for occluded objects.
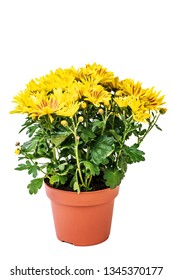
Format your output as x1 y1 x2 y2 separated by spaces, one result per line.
116 79 166 113
83 84 111 106
28 92 66 122
78 62 115 85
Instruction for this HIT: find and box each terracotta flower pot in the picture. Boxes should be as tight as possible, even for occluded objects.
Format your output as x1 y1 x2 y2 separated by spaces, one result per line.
45 183 119 246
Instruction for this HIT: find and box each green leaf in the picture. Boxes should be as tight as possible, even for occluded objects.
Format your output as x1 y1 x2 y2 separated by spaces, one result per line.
50 174 68 185
26 125 38 137
117 155 128 173
19 117 36 134
36 142 48 156
109 130 122 143
59 175 68 185
21 139 38 153
28 164 39 178
103 169 124 188
155 123 162 131
92 120 105 132
27 178 43 194
50 175 60 185
15 162 30 171
82 161 100 176
58 163 67 171
80 128 96 142
91 136 114 165
15 160 40 178
51 131 71 147
47 163 57 174
123 144 145 164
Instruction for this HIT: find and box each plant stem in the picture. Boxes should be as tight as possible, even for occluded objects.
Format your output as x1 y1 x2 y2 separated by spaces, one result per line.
101 108 111 135
52 146 57 161
72 118 85 187
138 113 161 145
86 146 90 160
88 175 92 188
116 115 133 167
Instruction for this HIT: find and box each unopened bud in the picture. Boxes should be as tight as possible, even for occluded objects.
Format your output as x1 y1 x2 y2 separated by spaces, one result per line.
78 116 84 123
14 148 21 155
159 108 167 115
98 108 104 115
15 141 20 146
61 120 68 127
81 102 87 109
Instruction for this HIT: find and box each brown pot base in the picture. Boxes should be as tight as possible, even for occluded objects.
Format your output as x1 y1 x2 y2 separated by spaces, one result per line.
45 184 119 246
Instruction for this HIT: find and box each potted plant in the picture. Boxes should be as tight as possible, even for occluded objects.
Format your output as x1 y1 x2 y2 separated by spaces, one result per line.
10 63 166 246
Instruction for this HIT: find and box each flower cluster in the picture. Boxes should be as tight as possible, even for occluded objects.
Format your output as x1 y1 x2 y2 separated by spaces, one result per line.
10 63 166 194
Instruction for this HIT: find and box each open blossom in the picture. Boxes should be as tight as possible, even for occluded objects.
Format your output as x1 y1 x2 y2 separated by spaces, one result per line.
78 62 115 85
115 79 166 122
10 63 166 124
83 83 111 106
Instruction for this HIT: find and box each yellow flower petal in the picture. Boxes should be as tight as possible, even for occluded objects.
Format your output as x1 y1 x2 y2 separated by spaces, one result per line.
14 148 21 155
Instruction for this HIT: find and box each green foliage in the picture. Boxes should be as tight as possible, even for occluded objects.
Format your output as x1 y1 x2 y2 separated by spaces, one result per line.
82 161 100 177
104 169 124 188
50 131 71 147
15 160 40 178
80 127 96 142
91 136 114 165
27 178 43 194
123 144 145 164
13 96 163 194
50 175 68 185
21 139 38 153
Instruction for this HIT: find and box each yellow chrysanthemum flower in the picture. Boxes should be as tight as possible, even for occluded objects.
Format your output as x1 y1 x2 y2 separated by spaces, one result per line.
115 96 151 123
115 95 142 112
83 83 111 106
55 66 78 80
67 81 83 101
10 65 166 125
133 111 151 122
27 91 66 122
114 96 129 108
117 79 144 97
25 68 76 94
10 90 32 114
78 62 115 85
142 87 165 111
57 100 80 118
116 79 166 112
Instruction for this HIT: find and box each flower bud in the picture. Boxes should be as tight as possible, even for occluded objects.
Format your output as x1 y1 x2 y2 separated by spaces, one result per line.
76 136 80 141
61 120 68 127
78 116 84 123
159 108 167 115
81 102 87 109
14 148 21 155
15 141 20 146
98 108 104 115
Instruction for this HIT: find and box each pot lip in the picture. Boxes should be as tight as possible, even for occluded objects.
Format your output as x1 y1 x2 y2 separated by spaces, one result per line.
45 183 120 206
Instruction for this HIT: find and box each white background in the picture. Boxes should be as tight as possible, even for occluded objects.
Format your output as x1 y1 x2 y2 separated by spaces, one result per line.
0 0 173 279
